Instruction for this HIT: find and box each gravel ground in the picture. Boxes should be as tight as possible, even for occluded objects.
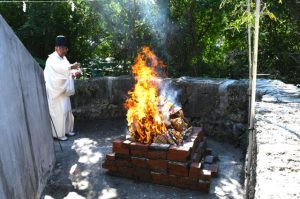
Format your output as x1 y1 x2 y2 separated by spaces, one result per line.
42 120 244 199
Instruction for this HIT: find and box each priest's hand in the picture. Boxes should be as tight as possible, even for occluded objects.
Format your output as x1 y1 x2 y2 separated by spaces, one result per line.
70 62 80 70
74 71 82 77
71 67 82 78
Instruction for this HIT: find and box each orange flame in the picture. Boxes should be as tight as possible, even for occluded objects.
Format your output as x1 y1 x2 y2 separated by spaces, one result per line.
125 47 167 144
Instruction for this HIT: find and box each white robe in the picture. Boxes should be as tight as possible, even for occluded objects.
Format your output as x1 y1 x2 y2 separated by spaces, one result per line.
44 51 75 138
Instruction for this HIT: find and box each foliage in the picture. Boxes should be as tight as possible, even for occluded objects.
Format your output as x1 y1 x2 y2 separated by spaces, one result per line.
0 0 105 68
0 0 299 83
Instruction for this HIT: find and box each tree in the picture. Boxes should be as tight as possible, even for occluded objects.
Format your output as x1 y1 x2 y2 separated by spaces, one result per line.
0 0 299 83
0 0 104 67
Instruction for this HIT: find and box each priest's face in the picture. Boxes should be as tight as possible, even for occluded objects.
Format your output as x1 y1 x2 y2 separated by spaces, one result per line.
55 46 68 57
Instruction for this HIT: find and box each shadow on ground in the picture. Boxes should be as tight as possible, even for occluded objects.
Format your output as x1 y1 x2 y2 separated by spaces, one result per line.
42 119 244 199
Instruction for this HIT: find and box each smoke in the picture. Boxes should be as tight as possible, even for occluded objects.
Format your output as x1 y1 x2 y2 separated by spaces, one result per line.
158 79 182 126
91 0 173 47
159 79 181 108
137 0 170 45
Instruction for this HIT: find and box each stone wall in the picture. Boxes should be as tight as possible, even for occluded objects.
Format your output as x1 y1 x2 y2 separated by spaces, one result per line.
72 76 134 120
72 76 249 144
247 80 300 199
0 15 55 199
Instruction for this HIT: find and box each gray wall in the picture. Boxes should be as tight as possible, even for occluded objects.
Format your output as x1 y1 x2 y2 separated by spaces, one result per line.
247 80 300 199
72 76 249 144
0 15 55 199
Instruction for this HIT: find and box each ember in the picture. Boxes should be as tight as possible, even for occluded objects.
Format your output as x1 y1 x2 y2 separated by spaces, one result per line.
125 47 191 144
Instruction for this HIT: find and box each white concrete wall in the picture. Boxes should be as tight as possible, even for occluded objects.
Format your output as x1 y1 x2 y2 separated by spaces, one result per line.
0 15 55 199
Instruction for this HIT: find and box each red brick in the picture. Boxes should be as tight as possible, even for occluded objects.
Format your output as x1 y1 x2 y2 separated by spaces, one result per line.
131 157 148 168
180 176 198 186
112 139 123 148
102 160 118 174
149 143 170 151
148 159 168 172
147 150 166 159
115 159 131 167
189 162 202 178
107 165 118 172
169 175 199 190
107 166 119 175
130 142 149 151
173 178 190 189
102 160 116 169
167 145 191 162
199 169 211 181
106 153 116 161
113 139 129 155
118 167 133 178
151 172 169 185
122 140 131 148
102 163 109 169
182 141 194 151
131 149 147 157
203 163 219 177
133 168 151 182
170 177 189 189
115 153 131 160
168 161 189 177
169 175 178 186
113 147 129 155
197 180 210 193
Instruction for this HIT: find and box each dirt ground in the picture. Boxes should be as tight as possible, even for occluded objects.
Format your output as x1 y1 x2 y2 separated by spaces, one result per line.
42 120 244 199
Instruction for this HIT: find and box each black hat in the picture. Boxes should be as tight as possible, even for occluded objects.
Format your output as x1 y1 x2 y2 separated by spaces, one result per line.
55 35 67 47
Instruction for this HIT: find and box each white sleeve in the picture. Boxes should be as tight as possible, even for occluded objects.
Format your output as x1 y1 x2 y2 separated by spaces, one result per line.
44 56 74 98
64 76 75 97
48 56 70 76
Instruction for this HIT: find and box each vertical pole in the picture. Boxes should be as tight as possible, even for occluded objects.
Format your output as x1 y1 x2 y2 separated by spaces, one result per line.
245 0 260 198
250 0 260 133
245 0 253 194
247 0 252 124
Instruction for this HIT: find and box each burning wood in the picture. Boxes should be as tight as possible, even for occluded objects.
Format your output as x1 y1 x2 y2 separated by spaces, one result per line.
125 47 191 145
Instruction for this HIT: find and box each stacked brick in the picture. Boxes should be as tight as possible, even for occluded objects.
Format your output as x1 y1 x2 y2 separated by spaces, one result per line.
102 127 219 193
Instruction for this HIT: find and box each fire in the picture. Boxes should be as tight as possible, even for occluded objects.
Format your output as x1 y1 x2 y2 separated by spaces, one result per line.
125 47 166 143
125 47 190 144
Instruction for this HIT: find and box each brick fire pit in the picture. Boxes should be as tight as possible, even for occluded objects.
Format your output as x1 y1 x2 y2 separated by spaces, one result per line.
102 127 219 193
